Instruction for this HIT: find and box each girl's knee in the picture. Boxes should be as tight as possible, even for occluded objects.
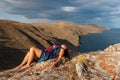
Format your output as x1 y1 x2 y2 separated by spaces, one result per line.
30 47 36 52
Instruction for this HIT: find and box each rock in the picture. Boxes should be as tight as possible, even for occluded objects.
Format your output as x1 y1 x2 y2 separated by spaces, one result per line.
75 62 88 79
96 51 120 79
1 19 115 80
1 43 120 80
74 43 120 80
20 76 33 80
0 20 107 70
104 43 120 52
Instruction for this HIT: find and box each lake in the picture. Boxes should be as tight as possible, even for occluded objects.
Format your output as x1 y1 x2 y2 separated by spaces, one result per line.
79 28 120 53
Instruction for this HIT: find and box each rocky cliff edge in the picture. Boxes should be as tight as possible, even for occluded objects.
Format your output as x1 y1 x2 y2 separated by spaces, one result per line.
0 43 120 80
0 20 106 70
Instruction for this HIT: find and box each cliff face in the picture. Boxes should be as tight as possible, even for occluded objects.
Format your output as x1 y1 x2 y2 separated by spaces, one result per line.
32 22 107 48
0 20 120 80
0 20 106 70
0 20 106 50
0 43 120 80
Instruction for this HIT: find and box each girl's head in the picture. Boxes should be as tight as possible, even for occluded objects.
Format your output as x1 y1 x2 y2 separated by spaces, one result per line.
61 44 67 50
61 44 72 59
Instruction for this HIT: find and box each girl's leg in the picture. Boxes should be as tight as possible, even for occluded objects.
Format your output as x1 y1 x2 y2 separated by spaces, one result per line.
20 47 42 69
14 51 30 70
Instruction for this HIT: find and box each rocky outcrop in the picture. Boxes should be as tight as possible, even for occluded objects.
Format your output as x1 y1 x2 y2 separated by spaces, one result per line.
0 20 106 70
75 51 120 80
2 19 118 80
0 59 78 80
104 43 120 52
0 43 120 80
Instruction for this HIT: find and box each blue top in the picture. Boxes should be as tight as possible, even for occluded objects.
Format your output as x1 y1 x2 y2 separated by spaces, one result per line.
37 45 61 62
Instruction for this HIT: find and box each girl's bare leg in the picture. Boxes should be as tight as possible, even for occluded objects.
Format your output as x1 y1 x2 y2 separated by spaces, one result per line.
20 47 42 70
14 51 30 70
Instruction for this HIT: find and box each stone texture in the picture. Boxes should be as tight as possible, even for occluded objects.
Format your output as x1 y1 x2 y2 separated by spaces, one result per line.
104 43 120 52
74 50 120 80
0 43 120 80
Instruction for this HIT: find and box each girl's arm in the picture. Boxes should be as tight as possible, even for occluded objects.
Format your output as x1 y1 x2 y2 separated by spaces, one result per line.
51 48 65 67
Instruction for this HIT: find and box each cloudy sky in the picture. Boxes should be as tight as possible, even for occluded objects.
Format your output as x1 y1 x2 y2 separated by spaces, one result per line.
0 0 120 28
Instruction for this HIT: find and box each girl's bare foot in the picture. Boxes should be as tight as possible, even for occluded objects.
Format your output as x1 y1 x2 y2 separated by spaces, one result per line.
13 66 22 71
19 64 31 70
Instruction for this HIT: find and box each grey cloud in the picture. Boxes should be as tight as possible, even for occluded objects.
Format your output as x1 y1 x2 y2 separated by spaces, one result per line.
1 0 73 18
0 0 120 27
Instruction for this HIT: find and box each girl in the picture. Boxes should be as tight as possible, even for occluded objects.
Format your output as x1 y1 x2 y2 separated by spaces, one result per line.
14 44 70 70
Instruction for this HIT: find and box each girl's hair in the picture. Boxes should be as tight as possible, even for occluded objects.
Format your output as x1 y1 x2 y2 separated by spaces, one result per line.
63 49 71 59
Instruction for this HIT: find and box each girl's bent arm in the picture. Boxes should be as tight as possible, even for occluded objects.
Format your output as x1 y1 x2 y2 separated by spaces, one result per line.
52 48 65 66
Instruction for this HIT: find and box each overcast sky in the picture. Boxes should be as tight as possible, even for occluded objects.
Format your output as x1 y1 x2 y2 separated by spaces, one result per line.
0 0 120 28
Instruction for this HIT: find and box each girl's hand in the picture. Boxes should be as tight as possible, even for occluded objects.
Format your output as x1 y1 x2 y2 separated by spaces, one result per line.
50 62 56 68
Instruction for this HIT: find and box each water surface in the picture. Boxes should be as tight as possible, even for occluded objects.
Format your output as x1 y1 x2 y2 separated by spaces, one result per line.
79 28 120 52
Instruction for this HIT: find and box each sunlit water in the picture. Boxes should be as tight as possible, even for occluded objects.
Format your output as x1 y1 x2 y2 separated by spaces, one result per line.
79 28 120 52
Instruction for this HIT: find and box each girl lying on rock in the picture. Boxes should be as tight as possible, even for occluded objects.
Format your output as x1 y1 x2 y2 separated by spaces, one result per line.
14 44 71 70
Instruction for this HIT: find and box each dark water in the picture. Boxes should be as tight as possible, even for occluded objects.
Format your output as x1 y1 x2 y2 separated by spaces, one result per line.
79 28 120 52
